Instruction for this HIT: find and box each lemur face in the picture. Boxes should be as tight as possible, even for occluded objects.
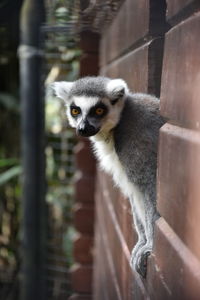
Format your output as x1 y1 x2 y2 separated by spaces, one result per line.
53 76 128 137
67 95 109 137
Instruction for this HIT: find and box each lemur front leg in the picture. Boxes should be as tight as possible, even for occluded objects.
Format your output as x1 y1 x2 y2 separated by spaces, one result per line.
130 192 159 278
129 194 147 276
130 201 146 258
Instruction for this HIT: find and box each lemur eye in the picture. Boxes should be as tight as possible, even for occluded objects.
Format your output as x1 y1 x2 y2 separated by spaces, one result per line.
95 108 104 115
71 108 80 116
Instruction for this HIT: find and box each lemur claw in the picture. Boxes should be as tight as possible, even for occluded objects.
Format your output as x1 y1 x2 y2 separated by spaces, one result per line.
136 251 150 278
131 246 151 278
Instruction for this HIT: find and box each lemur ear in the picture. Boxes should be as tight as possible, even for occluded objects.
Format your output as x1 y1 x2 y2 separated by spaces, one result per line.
52 81 73 102
106 79 129 104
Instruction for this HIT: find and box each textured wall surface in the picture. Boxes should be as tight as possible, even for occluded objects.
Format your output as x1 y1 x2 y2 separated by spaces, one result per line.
69 32 99 300
93 0 200 299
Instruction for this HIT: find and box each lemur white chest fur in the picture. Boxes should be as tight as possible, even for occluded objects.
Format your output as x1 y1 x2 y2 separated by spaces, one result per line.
90 132 145 224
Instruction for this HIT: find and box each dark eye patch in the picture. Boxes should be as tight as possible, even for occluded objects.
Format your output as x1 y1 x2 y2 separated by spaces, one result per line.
88 102 108 118
111 98 119 105
70 103 81 118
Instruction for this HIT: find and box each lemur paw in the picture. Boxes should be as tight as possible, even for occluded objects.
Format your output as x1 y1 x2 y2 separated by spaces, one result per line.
130 245 152 278
130 240 146 264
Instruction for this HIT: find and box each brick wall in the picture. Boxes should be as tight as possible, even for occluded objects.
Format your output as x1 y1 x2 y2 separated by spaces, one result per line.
155 1 200 298
93 0 200 299
69 31 99 300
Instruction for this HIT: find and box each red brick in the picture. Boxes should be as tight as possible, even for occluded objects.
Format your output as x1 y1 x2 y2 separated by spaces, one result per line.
94 180 150 300
95 229 122 300
101 43 149 93
93 226 109 300
93 199 148 300
73 234 93 264
79 31 99 53
101 38 163 96
100 0 166 66
74 140 96 175
79 31 99 77
80 54 99 77
96 169 125 228
96 169 135 251
149 218 200 300
68 293 92 300
74 204 94 235
74 175 95 203
100 0 149 65
160 13 200 128
71 264 93 293
157 123 200 259
166 0 200 22
93 221 124 300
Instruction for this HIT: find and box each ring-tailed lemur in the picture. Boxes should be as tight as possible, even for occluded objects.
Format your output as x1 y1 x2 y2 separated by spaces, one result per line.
53 76 165 278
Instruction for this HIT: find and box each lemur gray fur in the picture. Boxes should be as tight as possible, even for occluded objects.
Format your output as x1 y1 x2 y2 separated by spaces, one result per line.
53 76 165 278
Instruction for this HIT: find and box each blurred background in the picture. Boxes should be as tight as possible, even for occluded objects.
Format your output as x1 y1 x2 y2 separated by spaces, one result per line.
0 0 81 298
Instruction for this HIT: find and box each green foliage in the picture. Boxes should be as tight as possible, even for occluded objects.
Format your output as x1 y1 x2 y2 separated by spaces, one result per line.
45 96 62 134
0 156 21 273
63 226 75 266
0 165 22 186
0 93 19 113
0 54 21 280
0 158 19 168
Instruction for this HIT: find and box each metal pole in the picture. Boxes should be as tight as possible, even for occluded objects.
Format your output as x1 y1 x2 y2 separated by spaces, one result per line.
19 1 46 300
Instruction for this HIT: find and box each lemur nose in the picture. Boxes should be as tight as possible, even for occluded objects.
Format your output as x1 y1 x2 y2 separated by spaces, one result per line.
78 127 88 136
77 121 99 137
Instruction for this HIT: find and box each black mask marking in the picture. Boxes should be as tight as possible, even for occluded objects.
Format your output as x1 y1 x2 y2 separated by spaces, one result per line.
88 102 108 119
70 102 81 118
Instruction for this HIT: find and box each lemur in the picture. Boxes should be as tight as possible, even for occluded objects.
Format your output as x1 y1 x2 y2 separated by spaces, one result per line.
53 76 165 278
